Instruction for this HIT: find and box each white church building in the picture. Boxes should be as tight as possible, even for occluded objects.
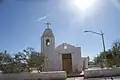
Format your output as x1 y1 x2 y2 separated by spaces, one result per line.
41 23 88 73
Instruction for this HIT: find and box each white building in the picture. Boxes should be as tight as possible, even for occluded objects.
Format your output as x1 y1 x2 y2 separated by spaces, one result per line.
41 23 88 73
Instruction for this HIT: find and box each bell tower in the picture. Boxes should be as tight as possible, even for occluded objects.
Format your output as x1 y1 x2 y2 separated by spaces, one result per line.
41 22 55 71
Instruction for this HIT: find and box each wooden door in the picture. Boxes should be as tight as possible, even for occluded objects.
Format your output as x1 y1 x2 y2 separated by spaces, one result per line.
62 54 72 73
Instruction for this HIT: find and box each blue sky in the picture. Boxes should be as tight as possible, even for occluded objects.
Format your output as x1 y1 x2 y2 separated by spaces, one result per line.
0 0 120 59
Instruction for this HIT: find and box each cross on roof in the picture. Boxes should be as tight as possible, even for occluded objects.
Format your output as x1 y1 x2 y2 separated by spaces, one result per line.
45 22 51 29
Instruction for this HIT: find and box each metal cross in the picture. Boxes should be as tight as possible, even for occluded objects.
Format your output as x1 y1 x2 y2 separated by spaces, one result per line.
45 22 51 28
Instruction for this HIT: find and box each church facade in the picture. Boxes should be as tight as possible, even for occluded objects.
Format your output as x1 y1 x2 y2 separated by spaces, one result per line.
41 23 88 73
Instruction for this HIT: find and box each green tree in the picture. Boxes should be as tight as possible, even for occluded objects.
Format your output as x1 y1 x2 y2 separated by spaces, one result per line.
0 47 47 73
111 41 120 67
28 52 46 72
93 40 120 68
23 47 47 72
93 54 104 68
13 52 30 72
0 50 19 73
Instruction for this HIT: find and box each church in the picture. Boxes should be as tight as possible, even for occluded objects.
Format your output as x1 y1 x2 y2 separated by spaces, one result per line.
41 23 88 73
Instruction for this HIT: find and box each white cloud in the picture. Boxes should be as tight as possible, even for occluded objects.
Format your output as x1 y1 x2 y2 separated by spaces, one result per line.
36 14 49 22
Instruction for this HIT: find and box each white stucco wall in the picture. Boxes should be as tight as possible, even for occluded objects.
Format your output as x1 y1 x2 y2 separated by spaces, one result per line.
82 57 88 69
84 68 120 78
55 43 83 72
41 27 89 72
0 71 67 80
74 47 83 72
41 37 57 71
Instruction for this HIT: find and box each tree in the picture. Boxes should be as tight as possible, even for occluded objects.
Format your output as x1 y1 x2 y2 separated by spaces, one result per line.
28 52 46 72
23 47 47 72
0 47 47 73
93 54 104 68
13 52 30 72
111 41 120 67
93 40 120 68
0 50 18 73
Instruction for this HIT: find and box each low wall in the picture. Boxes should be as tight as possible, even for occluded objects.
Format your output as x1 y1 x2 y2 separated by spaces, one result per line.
0 71 67 80
84 68 120 78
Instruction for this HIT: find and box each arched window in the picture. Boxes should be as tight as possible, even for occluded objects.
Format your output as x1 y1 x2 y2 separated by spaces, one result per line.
46 39 50 46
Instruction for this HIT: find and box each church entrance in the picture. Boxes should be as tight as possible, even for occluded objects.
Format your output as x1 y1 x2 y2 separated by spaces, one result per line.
62 54 72 73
